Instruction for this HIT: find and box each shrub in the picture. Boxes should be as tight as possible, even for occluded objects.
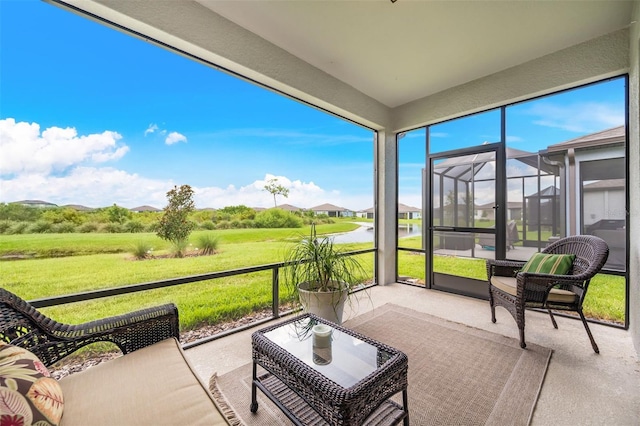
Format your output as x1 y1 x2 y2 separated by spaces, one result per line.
145 222 160 233
241 219 255 228
197 233 219 255
101 222 124 233
51 221 77 233
0 220 12 234
131 241 153 260
230 219 241 229
216 220 231 230
8 222 29 235
27 220 52 233
78 222 99 233
254 208 303 228
200 220 216 230
123 220 145 233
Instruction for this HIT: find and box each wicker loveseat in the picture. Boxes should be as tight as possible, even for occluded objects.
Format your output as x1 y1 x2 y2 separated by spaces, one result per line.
0 288 231 425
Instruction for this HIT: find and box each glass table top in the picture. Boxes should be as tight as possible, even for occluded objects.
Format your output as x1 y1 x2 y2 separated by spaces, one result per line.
263 316 393 388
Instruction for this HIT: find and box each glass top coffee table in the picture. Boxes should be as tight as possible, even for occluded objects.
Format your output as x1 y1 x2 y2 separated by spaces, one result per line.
251 314 409 425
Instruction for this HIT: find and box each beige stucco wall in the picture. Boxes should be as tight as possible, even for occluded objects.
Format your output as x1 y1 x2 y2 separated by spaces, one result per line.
629 2 639 357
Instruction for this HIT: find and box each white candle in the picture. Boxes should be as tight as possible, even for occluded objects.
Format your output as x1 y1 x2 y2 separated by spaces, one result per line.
312 324 332 348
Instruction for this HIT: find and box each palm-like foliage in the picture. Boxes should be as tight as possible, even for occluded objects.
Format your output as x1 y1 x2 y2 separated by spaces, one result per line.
284 224 366 293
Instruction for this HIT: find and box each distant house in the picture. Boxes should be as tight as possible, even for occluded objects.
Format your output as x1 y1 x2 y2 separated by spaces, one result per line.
277 203 303 212
358 207 375 219
12 200 58 209
130 205 161 213
475 202 522 221
310 203 354 218
398 203 421 220
63 204 94 212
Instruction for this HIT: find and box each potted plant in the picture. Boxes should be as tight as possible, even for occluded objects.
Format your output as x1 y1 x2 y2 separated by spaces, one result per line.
284 223 367 325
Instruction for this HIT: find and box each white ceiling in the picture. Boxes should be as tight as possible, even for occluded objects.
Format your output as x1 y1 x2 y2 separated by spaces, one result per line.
196 0 633 108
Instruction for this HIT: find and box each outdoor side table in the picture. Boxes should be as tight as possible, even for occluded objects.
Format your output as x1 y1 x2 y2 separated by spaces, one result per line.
251 314 409 425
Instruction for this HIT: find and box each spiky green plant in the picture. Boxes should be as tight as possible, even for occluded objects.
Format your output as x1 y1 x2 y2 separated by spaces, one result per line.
284 224 366 293
131 241 153 260
197 234 219 255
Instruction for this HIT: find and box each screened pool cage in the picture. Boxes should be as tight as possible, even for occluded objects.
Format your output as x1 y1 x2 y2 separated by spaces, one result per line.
431 147 561 256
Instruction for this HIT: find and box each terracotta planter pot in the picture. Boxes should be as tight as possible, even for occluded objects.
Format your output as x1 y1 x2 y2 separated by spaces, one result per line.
297 281 348 325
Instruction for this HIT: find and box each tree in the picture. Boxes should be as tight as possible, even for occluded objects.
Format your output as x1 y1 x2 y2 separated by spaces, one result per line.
263 178 290 208
156 185 196 257
106 204 131 224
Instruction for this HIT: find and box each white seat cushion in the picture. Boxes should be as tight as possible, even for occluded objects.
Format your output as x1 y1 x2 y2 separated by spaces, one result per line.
491 276 577 304
59 338 228 426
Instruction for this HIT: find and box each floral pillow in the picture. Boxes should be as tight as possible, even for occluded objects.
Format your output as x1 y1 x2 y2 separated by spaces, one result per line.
0 342 64 426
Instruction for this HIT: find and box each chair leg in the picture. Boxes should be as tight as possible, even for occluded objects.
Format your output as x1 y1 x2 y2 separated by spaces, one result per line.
578 310 600 354
517 304 526 349
489 288 497 323
547 309 558 329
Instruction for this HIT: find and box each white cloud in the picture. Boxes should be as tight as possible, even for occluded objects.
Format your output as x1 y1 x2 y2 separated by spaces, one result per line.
144 123 158 136
525 101 624 133
0 118 128 176
165 131 187 145
0 118 369 210
0 167 172 208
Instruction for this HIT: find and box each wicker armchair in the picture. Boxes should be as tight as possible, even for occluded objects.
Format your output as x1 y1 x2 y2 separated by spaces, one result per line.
486 235 609 353
0 288 180 366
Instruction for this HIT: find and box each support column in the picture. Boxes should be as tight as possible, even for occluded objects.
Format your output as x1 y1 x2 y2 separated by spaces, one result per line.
376 130 398 285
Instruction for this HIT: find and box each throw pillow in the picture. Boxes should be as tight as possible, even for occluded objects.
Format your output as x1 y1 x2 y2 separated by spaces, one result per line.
0 342 64 426
521 252 575 275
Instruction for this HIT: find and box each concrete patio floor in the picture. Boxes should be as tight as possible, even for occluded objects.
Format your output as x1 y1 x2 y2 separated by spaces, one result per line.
186 283 639 425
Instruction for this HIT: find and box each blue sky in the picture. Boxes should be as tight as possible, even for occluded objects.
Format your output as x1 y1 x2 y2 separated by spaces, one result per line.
0 1 626 211
0 0 373 210
398 77 626 208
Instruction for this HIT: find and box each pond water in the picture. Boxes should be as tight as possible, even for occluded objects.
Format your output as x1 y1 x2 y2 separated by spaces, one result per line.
331 223 422 244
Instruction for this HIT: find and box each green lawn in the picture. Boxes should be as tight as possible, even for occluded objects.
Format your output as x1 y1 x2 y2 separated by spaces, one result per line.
1 222 625 333
0 222 374 331
397 250 626 324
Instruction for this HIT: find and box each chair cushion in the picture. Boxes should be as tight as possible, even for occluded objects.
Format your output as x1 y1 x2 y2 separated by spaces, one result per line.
0 342 65 426
58 337 228 425
491 276 577 304
521 253 575 275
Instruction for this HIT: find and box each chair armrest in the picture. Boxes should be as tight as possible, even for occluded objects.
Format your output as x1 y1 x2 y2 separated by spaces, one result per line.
486 259 526 280
516 272 587 298
26 304 180 367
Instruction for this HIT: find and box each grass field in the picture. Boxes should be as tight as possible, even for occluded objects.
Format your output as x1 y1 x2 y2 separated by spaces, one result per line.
1 220 626 332
397 249 626 324
0 222 375 330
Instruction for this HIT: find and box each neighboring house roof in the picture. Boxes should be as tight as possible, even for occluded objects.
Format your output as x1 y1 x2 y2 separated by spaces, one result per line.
277 203 303 212
12 200 58 208
359 207 375 213
310 203 349 212
398 203 421 213
63 204 94 211
583 178 625 190
546 125 625 153
130 205 161 212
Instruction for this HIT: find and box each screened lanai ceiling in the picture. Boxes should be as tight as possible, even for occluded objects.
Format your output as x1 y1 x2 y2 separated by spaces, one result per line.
433 147 555 183
195 0 633 108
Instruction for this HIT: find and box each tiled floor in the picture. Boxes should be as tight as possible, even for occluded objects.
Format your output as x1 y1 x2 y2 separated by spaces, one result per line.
186 283 640 425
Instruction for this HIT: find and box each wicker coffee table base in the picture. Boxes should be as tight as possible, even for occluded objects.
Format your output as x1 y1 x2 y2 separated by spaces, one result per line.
252 370 407 426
